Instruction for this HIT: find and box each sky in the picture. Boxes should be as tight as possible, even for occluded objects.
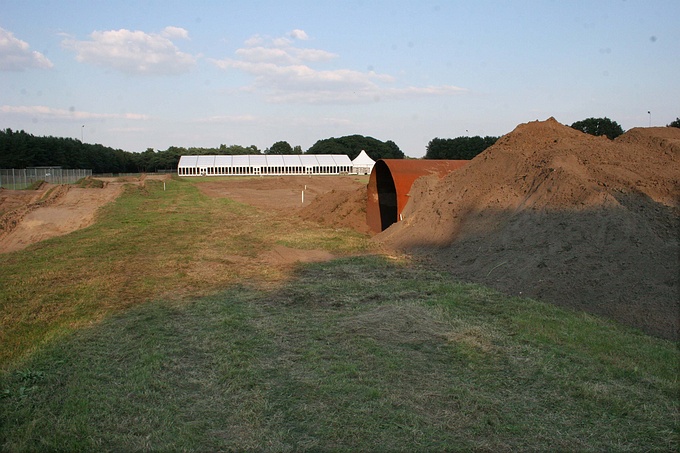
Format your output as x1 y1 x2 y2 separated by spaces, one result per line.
1 0 678 157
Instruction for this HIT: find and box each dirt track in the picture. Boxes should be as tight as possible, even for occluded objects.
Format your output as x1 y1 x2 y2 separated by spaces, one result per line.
0 174 368 255
0 175 168 254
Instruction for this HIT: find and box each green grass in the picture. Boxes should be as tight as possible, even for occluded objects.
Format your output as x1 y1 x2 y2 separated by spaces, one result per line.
1 177 678 451
74 177 105 188
0 177 369 367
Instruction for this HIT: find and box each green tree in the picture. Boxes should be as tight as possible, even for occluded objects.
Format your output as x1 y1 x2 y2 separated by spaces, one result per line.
266 141 295 155
136 148 158 172
218 144 261 155
667 118 680 128
570 117 624 139
0 128 134 172
306 135 405 160
425 136 498 160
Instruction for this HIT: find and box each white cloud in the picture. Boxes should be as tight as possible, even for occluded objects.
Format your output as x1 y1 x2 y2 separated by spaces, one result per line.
161 26 190 40
0 27 53 71
0 105 150 120
288 29 309 40
193 114 257 124
61 27 196 75
234 31 336 65
235 46 337 65
244 35 265 47
211 29 465 104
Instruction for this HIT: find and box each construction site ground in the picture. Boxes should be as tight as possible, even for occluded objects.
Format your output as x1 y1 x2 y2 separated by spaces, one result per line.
1 120 678 341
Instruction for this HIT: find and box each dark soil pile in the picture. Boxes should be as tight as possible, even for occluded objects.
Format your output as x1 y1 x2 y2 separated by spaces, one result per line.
377 118 680 340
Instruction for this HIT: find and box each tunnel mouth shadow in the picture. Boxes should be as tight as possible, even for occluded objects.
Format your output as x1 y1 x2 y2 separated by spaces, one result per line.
375 161 398 231
366 159 469 233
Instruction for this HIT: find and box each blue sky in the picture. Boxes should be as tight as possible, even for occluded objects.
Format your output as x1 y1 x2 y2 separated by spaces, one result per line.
1 0 678 157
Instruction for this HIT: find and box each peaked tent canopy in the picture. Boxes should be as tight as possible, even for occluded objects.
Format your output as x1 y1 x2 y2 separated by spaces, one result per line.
352 150 376 175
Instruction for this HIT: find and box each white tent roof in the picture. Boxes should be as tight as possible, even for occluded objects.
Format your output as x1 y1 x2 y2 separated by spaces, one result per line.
177 154 352 169
352 150 375 166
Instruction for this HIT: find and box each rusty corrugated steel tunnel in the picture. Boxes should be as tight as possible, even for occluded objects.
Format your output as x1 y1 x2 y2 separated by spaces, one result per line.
367 159 469 233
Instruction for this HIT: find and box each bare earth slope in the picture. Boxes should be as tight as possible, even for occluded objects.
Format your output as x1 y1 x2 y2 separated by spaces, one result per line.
198 175 371 234
300 185 371 234
0 175 169 254
377 118 680 340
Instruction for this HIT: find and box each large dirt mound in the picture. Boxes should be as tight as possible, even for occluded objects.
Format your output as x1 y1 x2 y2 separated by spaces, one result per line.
377 118 680 340
300 186 371 234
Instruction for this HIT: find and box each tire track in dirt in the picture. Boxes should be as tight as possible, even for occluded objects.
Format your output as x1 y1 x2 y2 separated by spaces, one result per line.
0 184 70 242
0 179 134 254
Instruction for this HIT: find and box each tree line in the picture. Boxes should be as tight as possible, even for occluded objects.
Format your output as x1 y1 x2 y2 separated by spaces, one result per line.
2 117 676 173
0 129 409 173
425 136 499 160
0 127 483 173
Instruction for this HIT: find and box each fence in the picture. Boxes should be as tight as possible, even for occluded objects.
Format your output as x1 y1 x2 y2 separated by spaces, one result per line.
0 168 92 189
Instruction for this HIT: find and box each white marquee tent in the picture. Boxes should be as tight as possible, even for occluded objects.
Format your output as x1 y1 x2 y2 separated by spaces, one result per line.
177 154 353 176
351 150 375 175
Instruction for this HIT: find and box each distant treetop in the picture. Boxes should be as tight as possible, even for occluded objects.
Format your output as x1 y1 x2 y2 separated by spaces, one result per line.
424 136 498 160
266 141 297 155
306 135 405 160
570 117 623 139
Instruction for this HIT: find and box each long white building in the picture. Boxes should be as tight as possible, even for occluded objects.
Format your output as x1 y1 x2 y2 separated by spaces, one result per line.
177 154 354 176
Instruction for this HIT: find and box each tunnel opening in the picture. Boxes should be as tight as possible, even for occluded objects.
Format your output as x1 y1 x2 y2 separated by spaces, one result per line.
375 160 398 231
366 159 470 234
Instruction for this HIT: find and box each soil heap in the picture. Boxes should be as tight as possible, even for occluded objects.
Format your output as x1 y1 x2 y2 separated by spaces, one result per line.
377 118 679 340
300 186 371 235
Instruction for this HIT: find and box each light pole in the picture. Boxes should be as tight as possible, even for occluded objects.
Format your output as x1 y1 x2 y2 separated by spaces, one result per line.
81 125 84 142
648 111 651 127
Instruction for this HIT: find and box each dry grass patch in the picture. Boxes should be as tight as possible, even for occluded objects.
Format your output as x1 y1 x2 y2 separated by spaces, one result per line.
339 303 452 346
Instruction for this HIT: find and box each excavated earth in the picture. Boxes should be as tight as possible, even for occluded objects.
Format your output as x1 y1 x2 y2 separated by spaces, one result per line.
2 121 678 341
0 175 164 254
374 119 680 341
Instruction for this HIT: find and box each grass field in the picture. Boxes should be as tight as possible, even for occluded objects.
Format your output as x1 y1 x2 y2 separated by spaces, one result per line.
1 177 678 451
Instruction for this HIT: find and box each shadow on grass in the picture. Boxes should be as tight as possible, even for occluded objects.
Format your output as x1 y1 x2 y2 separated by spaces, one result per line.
1 255 678 452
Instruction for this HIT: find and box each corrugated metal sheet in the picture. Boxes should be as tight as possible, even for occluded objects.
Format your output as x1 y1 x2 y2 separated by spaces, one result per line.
366 159 469 233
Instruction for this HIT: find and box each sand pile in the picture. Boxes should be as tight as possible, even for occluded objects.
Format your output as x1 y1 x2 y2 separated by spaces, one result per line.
377 118 679 340
300 186 371 234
